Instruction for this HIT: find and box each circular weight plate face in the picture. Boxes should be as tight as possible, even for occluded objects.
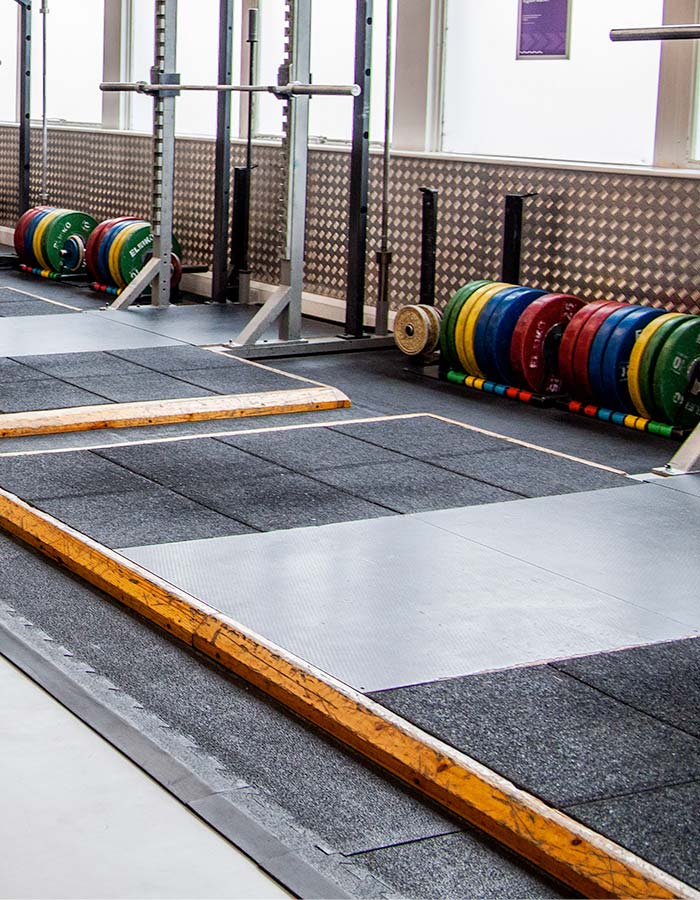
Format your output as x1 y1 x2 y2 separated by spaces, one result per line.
33 209 68 269
587 305 642 404
639 316 692 421
628 313 684 418
23 209 52 267
109 223 142 287
482 287 547 383
653 318 700 427
119 225 182 285
99 221 141 284
510 294 585 393
440 281 492 369
570 302 626 401
14 207 49 260
600 307 667 412
394 305 434 356
558 300 617 393
42 211 98 273
455 282 511 375
86 217 139 280
28 209 60 268
462 283 515 377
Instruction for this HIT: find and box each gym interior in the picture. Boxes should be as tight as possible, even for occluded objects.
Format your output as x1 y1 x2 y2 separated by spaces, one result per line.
0 2 699 898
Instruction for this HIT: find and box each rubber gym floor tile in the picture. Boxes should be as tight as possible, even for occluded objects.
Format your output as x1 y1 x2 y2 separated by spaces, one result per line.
108 345 241 373
0 357 48 382
0 451 154 500
312 460 520 512
552 638 700 738
371 665 700 807
0 379 110 413
354 831 568 899
0 532 461 858
647 474 700 499
36 487 252 548
62 373 216 403
216 425 401 471
174 365 307 395
568 781 700 889
435 446 628 496
15 351 151 378
0 301 71 316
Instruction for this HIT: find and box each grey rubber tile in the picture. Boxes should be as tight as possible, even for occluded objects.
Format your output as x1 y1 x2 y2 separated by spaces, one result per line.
0 531 461 858
372 665 700 806
0 450 154 500
0 301 71 316
217 425 400 471
0 379 109 413
355 832 568 899
63 373 216 403
648 474 700 499
15 351 150 378
553 638 700 738
175 365 306 395
108 345 241 373
36 487 252 548
0 357 47 382
313 459 520 512
569 781 700 889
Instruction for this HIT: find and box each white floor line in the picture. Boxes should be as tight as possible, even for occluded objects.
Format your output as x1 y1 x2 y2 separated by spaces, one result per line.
1 285 82 311
206 345 331 389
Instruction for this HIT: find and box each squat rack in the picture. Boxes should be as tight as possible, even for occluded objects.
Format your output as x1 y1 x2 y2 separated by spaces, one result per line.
101 0 395 358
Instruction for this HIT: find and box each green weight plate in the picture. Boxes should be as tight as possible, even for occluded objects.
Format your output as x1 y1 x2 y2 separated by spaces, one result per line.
638 315 692 421
118 224 182 285
440 281 492 370
42 211 98 273
652 317 700 427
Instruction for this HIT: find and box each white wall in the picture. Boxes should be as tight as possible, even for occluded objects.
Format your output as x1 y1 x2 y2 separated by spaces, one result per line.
0 4 17 122
442 0 664 165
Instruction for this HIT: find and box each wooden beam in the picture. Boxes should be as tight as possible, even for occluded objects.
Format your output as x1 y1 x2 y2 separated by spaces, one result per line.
0 489 695 899
0 387 351 438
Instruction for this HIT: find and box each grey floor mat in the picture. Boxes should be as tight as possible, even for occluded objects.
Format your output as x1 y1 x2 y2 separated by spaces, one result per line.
0 300 73 316
0 379 109 413
62 373 216 403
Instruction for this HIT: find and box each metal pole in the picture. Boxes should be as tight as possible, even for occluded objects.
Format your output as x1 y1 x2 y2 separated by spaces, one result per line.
501 192 536 285
374 0 393 337
40 1 49 204
212 0 235 304
419 187 438 307
344 0 372 338
17 0 31 215
611 25 700 42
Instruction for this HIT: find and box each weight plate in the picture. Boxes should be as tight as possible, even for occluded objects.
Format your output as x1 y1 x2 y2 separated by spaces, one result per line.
652 317 700 427
99 221 143 284
455 282 511 375
558 300 617 393
638 316 692 421
599 307 667 412
510 293 585 393
14 207 50 261
439 281 492 370
570 302 626 401
42 210 98 273
472 287 524 378
628 313 684 418
86 216 140 281
119 224 182 286
170 252 183 291
32 209 67 269
23 208 53 267
462 282 514 376
587 305 642 404
109 222 143 287
480 287 547 383
394 305 438 356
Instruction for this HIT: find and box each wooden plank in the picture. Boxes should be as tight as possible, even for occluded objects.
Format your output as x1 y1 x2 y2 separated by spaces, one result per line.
0 387 351 438
0 489 696 900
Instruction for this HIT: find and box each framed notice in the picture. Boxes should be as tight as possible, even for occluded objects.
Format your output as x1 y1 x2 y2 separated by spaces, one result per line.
517 0 571 59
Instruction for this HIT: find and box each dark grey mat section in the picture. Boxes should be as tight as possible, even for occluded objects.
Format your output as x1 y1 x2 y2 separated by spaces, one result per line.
553 638 700 739
372 665 700 807
175 365 313 394
0 357 49 382
109 345 253 373
0 311 180 356
0 379 109 413
354 832 568 899
36 487 253 548
122 514 693 692
63 373 216 403
0 300 73 316
568 781 700 889
16 351 151 378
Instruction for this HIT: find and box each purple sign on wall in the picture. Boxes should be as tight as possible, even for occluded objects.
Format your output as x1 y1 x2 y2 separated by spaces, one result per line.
518 0 571 59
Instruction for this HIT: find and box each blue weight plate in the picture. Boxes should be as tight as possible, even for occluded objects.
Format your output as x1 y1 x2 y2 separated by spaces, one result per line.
473 286 527 379
97 221 134 283
23 209 51 267
587 305 641 404
484 287 548 383
600 307 666 412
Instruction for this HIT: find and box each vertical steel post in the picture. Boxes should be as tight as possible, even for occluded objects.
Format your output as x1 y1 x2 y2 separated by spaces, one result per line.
40 1 49 204
419 187 438 307
501 192 536 285
17 0 31 215
212 0 235 303
345 0 372 338
151 0 178 307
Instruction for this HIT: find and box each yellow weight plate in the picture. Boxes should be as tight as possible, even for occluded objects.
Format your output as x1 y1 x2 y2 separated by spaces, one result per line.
455 283 511 375
32 208 64 269
627 312 683 418
109 223 140 288
463 284 515 377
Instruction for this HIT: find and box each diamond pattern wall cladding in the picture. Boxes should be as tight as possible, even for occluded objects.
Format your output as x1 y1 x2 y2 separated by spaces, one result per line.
1 125 700 314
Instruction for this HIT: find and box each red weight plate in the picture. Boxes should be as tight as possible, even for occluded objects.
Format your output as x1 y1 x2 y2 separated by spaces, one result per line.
510 293 586 393
570 301 626 401
14 207 50 262
86 216 141 281
170 253 183 289
557 300 619 392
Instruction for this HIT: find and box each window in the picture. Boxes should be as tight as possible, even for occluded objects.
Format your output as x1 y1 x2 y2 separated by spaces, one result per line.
30 0 105 125
442 0 664 166
128 0 242 138
0 3 18 122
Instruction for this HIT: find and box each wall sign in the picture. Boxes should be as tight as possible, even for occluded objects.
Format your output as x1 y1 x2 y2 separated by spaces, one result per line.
517 0 571 59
